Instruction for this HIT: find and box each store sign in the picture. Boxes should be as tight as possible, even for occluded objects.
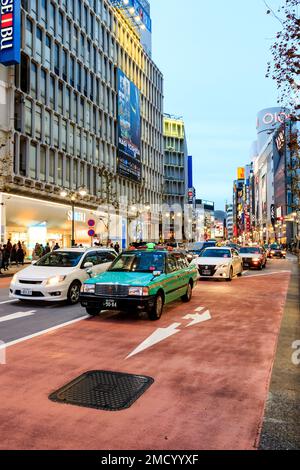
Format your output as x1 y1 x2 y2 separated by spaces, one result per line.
188 188 195 204
237 167 245 180
68 210 86 223
0 0 21 65
262 112 290 126
271 204 276 226
276 131 285 152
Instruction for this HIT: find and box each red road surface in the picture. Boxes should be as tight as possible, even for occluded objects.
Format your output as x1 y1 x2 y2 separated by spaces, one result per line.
0 266 291 450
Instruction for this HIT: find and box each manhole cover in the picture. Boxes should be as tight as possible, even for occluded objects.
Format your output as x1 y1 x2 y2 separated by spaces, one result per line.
49 371 154 411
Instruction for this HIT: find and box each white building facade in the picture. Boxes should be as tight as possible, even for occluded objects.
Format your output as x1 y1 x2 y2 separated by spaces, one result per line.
0 0 164 249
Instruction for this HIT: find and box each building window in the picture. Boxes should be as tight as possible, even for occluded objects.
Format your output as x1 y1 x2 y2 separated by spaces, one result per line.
49 150 55 183
54 43 60 76
49 2 56 35
57 153 63 185
58 81 63 114
66 156 71 188
29 143 37 179
25 99 32 135
25 18 33 55
53 114 59 147
41 0 47 28
45 110 51 145
40 68 47 104
35 104 42 139
40 146 46 181
45 35 51 69
49 75 55 108
30 62 37 99
36 27 42 62
61 120 67 151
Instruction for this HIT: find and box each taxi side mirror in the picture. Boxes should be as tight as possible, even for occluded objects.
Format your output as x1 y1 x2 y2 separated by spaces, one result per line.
153 271 162 277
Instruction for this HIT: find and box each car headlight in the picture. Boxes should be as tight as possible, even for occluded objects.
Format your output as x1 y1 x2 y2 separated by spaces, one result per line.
128 287 149 297
45 275 66 286
82 284 96 294
218 264 229 270
11 274 18 284
253 258 261 262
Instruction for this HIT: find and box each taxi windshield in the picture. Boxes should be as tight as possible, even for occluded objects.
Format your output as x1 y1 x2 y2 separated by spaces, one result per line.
109 252 165 273
240 247 261 254
201 249 231 258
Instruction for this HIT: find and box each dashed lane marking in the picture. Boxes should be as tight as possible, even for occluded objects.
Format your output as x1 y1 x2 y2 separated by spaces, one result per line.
0 310 36 323
0 315 89 350
242 270 291 279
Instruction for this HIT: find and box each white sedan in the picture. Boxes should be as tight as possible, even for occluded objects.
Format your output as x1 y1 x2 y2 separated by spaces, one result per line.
10 248 117 304
192 247 243 281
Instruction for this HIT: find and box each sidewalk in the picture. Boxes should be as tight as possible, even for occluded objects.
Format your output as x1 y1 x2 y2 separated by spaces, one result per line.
259 255 300 449
0 263 30 279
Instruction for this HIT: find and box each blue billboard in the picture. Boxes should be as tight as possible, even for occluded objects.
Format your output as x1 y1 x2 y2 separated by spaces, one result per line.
117 69 141 183
0 0 21 66
110 0 152 32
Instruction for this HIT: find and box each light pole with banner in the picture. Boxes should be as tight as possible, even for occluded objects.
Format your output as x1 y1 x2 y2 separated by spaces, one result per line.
60 187 88 247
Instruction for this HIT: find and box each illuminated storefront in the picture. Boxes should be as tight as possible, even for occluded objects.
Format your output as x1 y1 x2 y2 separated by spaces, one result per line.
0 193 121 255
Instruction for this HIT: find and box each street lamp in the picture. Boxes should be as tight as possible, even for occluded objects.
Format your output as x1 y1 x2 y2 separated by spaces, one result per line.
60 187 88 247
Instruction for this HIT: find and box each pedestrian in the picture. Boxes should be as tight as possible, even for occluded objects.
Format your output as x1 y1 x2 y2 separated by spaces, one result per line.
114 242 120 254
21 242 27 260
6 238 12 253
53 243 60 251
16 242 25 265
0 245 3 274
3 244 10 270
32 243 42 260
43 243 51 256
10 244 17 265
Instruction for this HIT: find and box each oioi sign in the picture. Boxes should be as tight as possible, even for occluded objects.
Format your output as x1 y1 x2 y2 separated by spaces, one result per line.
0 0 20 66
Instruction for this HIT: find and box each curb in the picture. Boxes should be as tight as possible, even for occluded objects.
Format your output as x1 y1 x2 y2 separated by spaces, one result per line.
259 257 300 450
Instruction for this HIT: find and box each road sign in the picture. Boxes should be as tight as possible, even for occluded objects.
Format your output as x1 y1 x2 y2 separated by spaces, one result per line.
88 229 95 237
88 219 96 227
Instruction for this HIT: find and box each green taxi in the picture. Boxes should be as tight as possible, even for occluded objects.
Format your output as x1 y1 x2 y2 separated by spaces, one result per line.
80 249 198 320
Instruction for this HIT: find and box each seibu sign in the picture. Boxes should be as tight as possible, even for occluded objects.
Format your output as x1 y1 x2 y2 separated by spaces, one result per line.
0 0 20 65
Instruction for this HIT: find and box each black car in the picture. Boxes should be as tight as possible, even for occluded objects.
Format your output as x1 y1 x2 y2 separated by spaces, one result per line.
268 244 286 259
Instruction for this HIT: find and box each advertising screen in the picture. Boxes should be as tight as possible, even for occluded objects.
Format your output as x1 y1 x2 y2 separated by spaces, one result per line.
117 69 141 183
110 0 152 32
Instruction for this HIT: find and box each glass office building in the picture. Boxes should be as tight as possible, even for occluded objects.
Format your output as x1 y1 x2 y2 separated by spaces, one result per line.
0 0 163 247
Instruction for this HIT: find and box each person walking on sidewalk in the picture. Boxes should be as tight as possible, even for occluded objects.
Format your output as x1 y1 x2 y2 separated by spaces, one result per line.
0 245 3 275
10 244 17 265
16 242 25 265
2 245 10 270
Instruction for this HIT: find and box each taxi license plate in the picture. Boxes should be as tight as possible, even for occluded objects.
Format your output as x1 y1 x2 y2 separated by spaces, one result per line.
21 288 32 296
103 300 117 309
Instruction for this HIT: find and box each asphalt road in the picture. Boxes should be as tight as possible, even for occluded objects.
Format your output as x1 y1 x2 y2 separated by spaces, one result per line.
0 257 294 346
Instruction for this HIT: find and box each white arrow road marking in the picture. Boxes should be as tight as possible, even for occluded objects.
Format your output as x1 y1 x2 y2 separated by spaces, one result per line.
0 310 36 323
244 270 291 279
195 306 205 312
126 323 181 359
0 300 18 305
183 311 212 327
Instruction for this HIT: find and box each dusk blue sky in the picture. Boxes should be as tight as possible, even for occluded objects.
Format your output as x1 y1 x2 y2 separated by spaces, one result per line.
150 0 282 210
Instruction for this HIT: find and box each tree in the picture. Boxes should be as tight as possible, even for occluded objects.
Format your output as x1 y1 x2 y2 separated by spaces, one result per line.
266 0 300 224
266 0 300 114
